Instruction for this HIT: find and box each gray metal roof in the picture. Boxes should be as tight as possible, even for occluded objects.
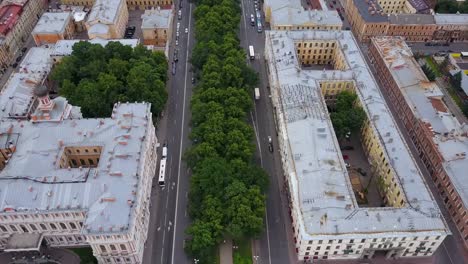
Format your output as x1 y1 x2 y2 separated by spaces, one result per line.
265 30 448 240
32 12 72 35
87 0 123 24
271 7 342 27
434 14 468 25
352 0 389 23
0 102 153 234
141 8 172 29
388 14 435 25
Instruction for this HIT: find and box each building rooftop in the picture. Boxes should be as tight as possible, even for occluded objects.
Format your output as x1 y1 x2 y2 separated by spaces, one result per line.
407 0 430 13
372 36 468 209
434 13 468 25
388 14 435 24
51 38 139 57
265 30 448 239
0 47 53 119
0 3 22 36
352 0 389 23
141 8 172 29
0 101 153 234
87 0 123 24
32 12 72 35
272 7 342 27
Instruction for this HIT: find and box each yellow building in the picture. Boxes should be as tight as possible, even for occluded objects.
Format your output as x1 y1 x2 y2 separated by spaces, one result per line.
85 0 129 39
141 8 173 46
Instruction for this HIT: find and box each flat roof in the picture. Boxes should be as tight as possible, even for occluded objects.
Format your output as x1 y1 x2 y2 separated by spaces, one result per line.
32 12 72 34
272 7 342 27
0 47 54 119
407 0 429 12
434 14 468 25
265 30 448 239
389 14 435 24
352 0 389 23
5 234 42 252
141 8 172 29
372 36 468 209
0 101 154 234
87 0 123 24
0 4 22 36
51 38 139 57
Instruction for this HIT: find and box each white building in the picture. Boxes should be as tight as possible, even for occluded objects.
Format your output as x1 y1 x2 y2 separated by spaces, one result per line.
86 0 129 39
31 12 74 45
265 30 450 261
0 47 158 264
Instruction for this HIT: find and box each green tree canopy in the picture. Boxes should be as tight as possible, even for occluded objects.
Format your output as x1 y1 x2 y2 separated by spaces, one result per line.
331 91 367 140
51 42 168 119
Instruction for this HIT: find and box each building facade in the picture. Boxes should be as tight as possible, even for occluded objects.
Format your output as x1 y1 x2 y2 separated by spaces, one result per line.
32 12 75 46
345 0 468 43
85 0 129 39
60 0 173 10
0 0 46 70
368 36 468 250
141 8 172 46
265 29 449 261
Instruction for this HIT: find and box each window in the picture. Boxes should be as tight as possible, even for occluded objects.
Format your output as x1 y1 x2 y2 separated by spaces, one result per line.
30 224 37 231
60 223 67 229
100 245 107 252
110 245 117 251
0 225 7 232
120 244 127 251
70 222 77 229
40 224 47 231
50 223 57 230
9 225 17 232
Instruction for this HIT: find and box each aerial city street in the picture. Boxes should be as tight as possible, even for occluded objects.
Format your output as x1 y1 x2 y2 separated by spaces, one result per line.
0 0 466 263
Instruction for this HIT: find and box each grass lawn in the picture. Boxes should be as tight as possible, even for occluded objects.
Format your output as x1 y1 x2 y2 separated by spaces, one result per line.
233 238 252 264
447 85 463 108
425 57 442 77
71 247 97 264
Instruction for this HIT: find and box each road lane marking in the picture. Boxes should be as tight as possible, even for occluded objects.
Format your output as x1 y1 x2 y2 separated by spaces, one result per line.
171 3 192 264
442 242 454 264
250 111 263 167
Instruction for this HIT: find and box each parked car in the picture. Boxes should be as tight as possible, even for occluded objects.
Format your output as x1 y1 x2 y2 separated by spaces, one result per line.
178 10 182 20
171 62 176 75
340 146 354 150
12 62 18 68
173 49 179 62
342 154 349 160
15 56 22 63
357 168 367 176
191 77 195 84
21 47 27 53
442 43 450 46
185 27 188 34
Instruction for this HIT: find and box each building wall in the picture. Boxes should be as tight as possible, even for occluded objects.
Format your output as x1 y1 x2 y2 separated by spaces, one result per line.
368 38 468 249
32 18 75 46
60 0 173 9
272 24 341 31
141 11 172 47
0 0 47 69
387 23 436 42
86 0 128 39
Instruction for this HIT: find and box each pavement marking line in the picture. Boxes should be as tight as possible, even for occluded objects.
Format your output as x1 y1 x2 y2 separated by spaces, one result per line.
264 206 272 264
250 111 263 167
171 3 192 264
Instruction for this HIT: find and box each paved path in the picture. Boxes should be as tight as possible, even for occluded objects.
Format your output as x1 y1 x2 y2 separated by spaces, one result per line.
0 248 80 264
220 239 233 264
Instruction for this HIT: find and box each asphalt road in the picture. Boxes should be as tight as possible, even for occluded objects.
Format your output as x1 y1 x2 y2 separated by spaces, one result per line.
142 1 194 264
360 44 468 264
239 1 296 264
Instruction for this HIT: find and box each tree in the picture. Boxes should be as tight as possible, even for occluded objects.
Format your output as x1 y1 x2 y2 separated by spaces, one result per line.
51 41 168 119
435 0 461 13
421 64 436 81
331 91 366 140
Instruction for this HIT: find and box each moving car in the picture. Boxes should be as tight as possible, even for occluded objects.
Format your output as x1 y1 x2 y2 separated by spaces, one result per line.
185 27 188 34
250 14 255 26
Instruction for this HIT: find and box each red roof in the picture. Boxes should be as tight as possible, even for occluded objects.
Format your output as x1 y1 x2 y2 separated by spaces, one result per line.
0 4 22 37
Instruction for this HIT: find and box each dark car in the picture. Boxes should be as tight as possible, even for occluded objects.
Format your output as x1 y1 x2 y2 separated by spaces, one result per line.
340 146 354 150
191 77 195 84
171 62 176 75
15 56 22 63
442 43 450 46
12 62 18 68
21 47 27 53
173 49 179 62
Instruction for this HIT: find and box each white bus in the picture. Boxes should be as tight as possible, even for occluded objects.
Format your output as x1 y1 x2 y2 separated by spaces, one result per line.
249 45 255 60
158 158 167 187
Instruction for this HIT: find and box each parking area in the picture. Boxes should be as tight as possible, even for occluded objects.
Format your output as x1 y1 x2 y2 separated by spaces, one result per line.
408 41 468 56
128 9 144 41
340 134 384 207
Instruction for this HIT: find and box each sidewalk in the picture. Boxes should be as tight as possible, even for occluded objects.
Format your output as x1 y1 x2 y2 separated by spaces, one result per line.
220 239 233 264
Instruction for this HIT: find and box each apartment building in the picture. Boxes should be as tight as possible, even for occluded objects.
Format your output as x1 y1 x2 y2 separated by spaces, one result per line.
368 36 468 249
60 0 173 10
85 0 129 39
141 8 173 46
265 30 449 261
264 0 342 30
0 47 157 264
0 0 46 70
32 12 75 46
345 0 468 42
